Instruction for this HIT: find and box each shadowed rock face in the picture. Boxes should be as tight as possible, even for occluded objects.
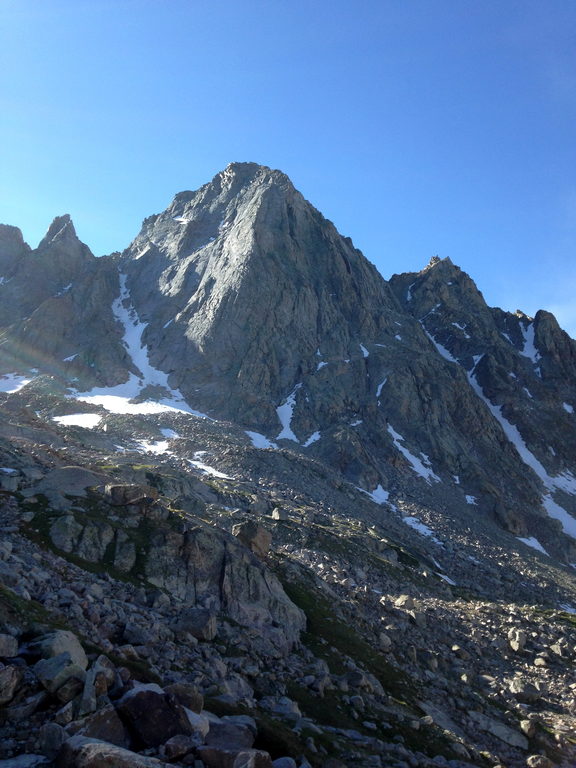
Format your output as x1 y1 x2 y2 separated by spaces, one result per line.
0 163 575 560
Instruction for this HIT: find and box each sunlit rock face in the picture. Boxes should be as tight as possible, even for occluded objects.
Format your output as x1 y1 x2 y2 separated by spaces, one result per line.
0 163 575 560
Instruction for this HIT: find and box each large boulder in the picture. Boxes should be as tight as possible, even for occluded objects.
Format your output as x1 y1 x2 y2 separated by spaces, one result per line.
57 736 170 767
29 630 88 669
232 521 272 558
115 684 193 748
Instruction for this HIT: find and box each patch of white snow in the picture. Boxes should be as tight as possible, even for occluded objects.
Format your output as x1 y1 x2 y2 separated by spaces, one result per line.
303 431 321 447
276 384 302 442
387 425 441 484
359 344 369 358
517 536 549 556
53 414 102 429
245 431 277 449
0 374 33 393
403 516 443 545
357 484 390 505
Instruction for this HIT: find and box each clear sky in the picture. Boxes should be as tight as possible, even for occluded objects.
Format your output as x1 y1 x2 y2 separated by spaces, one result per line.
1 0 575 336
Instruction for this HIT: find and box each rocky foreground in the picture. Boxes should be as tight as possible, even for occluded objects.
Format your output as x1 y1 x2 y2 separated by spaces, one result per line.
0 388 575 768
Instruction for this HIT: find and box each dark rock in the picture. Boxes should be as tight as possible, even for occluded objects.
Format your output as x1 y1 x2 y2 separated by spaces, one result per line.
56 735 170 767
115 684 193 747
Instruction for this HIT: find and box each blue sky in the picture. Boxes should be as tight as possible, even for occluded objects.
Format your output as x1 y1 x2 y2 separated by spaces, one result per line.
1 0 575 335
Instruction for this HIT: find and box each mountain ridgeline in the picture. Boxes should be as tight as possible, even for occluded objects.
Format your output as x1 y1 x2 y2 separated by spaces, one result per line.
1 162 576 562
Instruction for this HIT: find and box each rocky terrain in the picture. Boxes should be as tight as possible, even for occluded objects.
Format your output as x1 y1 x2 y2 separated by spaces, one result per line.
0 163 575 767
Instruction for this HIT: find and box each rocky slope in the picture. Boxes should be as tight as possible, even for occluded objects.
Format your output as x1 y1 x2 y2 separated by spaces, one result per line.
0 163 575 767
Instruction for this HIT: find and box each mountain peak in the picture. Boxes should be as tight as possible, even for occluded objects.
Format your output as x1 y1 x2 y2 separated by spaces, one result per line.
38 214 76 248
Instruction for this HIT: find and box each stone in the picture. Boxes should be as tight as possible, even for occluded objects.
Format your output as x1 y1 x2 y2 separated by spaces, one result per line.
38 722 67 759
116 683 193 747
468 711 529 749
508 628 527 652
378 632 392 651
104 484 159 507
509 678 540 703
0 664 24 705
184 709 210 739
56 735 171 767
0 633 18 657
165 682 204 713
50 515 83 552
205 720 256 748
171 608 217 641
271 508 288 521
394 595 414 609
232 521 272 558
163 734 197 760
34 653 86 694
526 756 554 768
29 630 88 669
81 705 131 748
196 746 273 768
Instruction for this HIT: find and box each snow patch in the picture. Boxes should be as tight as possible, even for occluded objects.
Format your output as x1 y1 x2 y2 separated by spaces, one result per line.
359 344 369 358
452 322 470 339
406 282 415 302
303 431 321 447
358 484 389 505
53 414 102 429
465 495 477 505
563 402 574 414
403 516 443 545
245 431 277 449
73 272 208 418
0 374 32 393
468 364 576 538
376 378 387 398
520 322 541 364
134 440 171 455
387 425 441 484
517 536 549 556
316 361 328 371
276 384 302 442
63 353 79 362
189 453 232 480
421 326 457 363
160 428 179 439
350 419 362 427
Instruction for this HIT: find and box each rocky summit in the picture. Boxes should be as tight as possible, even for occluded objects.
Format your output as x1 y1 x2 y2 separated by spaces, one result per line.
0 163 575 768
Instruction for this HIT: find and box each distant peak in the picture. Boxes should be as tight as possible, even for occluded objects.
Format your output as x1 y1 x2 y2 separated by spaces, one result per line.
421 255 454 274
38 215 77 248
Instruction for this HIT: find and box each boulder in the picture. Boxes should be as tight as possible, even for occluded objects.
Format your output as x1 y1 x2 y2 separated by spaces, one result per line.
171 608 217 641
116 683 193 747
232 522 272 558
0 664 24 705
205 719 256 748
104 484 159 507
81 705 131 749
0 633 18 657
196 746 273 768
56 736 170 767
164 682 203 713
29 630 88 669
33 653 86 695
